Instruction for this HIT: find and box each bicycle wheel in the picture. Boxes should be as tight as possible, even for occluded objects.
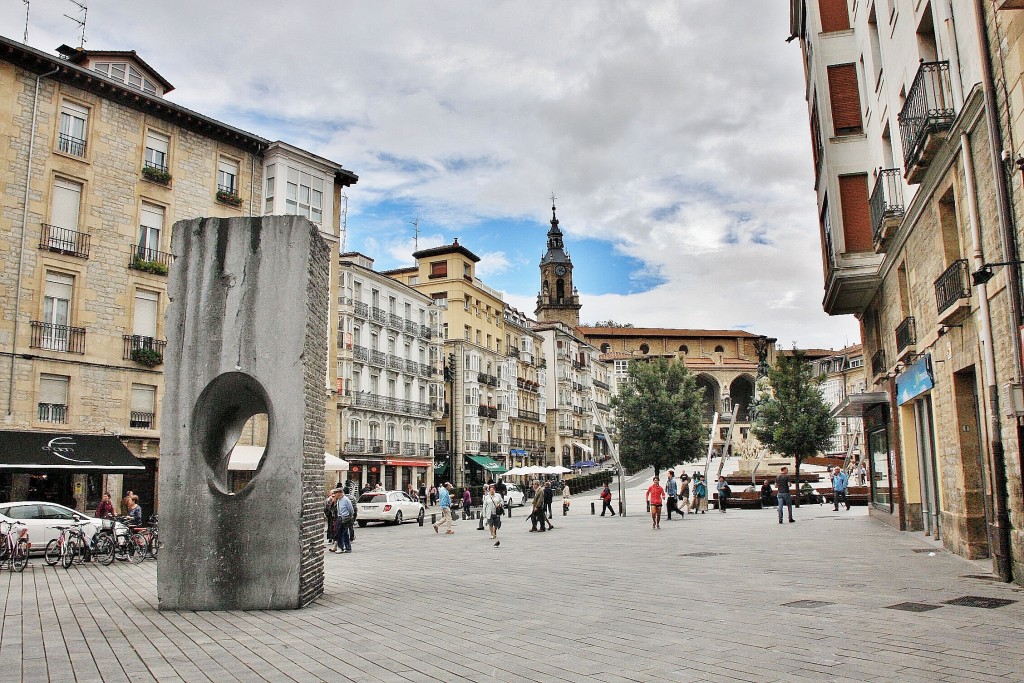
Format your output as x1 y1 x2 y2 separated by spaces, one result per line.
13 539 29 572
128 533 147 564
147 531 159 560
44 539 62 566
93 535 115 566
62 537 79 569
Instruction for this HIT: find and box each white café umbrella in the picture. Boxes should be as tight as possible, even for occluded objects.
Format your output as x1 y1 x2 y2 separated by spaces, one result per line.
545 466 572 474
228 445 348 472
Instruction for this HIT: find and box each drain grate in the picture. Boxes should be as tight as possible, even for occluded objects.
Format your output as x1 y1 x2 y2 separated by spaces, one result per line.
681 552 726 558
782 600 834 608
943 595 1017 609
885 602 941 613
912 548 942 553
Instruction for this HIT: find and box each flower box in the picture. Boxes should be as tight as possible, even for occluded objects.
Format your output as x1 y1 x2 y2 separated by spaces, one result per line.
216 190 243 207
141 166 172 185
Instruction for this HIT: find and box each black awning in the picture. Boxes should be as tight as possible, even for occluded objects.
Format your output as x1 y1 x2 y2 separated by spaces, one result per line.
0 431 147 472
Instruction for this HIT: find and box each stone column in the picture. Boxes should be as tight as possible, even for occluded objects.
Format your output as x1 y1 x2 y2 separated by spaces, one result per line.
158 216 329 610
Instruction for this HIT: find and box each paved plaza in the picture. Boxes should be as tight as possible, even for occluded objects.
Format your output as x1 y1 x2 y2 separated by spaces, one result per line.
2 481 1023 683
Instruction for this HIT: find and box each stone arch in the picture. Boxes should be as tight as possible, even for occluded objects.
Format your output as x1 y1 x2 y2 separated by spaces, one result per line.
694 374 720 420
678 345 688 354
600 343 611 353
729 374 756 420
640 343 650 354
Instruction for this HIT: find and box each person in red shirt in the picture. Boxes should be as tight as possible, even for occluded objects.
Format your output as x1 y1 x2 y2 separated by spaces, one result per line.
95 492 115 520
646 476 665 529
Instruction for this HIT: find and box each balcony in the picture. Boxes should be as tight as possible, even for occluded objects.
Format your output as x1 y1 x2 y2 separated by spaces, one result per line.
869 168 905 250
572 428 586 437
38 402 67 424
507 347 520 359
895 316 917 359
404 320 418 335
353 301 368 319
419 363 433 377
871 349 886 379
518 409 541 422
30 322 86 354
434 440 450 455
478 405 488 418
370 307 387 324
353 345 369 362
419 324 432 339
351 392 435 417
123 335 166 367
823 256 883 316
58 133 85 157
899 61 956 183
129 244 174 276
594 402 610 412
369 439 383 454
388 313 403 330
39 224 90 258
369 350 386 367
343 438 366 454
593 378 609 390
934 259 971 325
385 440 400 453
387 354 404 370
130 411 155 429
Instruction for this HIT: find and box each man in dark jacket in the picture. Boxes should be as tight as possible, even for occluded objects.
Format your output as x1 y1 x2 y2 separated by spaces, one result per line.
543 481 554 519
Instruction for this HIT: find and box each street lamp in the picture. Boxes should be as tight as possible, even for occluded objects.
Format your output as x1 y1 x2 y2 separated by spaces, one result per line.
972 260 1024 286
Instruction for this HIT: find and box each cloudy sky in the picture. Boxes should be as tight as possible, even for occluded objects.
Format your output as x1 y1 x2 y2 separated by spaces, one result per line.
3 1 860 350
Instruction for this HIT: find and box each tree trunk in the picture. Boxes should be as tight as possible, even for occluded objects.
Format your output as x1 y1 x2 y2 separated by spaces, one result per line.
794 457 801 508
653 465 660 479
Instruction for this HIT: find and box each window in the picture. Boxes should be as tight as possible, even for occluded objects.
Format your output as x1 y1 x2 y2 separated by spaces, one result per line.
47 178 83 254
138 203 164 260
93 62 158 94
640 344 650 354
819 0 850 32
827 64 863 135
38 374 69 423
839 174 872 253
130 384 156 428
464 326 471 341
463 262 472 279
134 290 159 338
265 165 275 214
430 261 448 278
679 345 689 353
42 271 74 351
349 419 360 439
714 345 725 353
218 158 239 195
144 131 170 172
58 101 88 157
284 168 323 223
431 292 448 308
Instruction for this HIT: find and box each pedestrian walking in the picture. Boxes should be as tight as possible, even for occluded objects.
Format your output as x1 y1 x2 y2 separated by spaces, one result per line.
324 490 339 551
543 481 554 519
433 482 455 535
665 470 684 520
562 483 571 515
336 488 355 553
776 466 795 524
530 481 554 531
429 485 438 507
716 476 731 513
599 484 616 516
419 483 427 506
646 476 665 529
462 487 473 520
831 466 850 510
679 475 692 514
95 492 115 520
692 475 708 514
858 462 867 487
482 484 503 546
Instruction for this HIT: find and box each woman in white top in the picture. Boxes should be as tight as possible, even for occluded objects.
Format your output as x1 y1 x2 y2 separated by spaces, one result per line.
481 484 503 546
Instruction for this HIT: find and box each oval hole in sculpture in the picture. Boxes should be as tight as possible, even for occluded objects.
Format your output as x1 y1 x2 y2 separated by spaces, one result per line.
190 371 273 495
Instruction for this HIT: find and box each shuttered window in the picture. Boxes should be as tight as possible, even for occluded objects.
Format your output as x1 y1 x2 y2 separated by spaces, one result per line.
39 374 69 405
133 289 158 337
827 64 863 135
51 178 82 230
819 0 850 33
131 384 156 413
839 174 873 253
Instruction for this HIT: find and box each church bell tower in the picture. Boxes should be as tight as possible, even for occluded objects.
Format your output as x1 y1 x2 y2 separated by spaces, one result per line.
535 200 581 327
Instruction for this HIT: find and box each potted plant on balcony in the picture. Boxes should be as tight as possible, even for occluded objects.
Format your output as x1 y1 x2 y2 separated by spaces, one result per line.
141 166 172 185
130 257 169 276
131 347 164 367
216 189 243 207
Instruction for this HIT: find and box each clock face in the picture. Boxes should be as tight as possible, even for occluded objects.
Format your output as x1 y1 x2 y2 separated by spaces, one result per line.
554 265 567 276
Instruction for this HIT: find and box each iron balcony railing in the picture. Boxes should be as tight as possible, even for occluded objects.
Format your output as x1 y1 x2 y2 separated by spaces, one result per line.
370 307 387 324
369 439 383 454
122 335 166 364
402 442 417 455
344 439 366 453
434 440 450 455
898 61 956 170
871 349 886 377
934 259 971 313
420 324 432 339
387 354 404 370
38 403 67 423
518 409 541 422
417 444 431 456
592 378 610 390
369 350 386 366
351 392 435 417
404 320 418 334
869 168 905 243
143 160 168 173
130 411 155 429
353 301 368 318
419 363 433 377
353 345 369 362
217 183 237 195
58 133 86 157
404 359 419 374
40 224 90 258
478 405 488 418
594 402 610 412
129 244 174 273
385 440 400 453
30 321 86 354
507 347 520 359
895 316 917 353
388 313 403 330
572 428 586 437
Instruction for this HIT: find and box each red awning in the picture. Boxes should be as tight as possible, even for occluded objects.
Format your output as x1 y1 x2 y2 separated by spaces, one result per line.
386 459 432 467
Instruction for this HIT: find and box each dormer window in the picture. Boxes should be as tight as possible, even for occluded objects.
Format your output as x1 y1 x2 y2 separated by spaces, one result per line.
93 62 158 95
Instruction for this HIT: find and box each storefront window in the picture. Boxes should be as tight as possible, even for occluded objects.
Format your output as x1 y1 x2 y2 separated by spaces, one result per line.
869 428 892 512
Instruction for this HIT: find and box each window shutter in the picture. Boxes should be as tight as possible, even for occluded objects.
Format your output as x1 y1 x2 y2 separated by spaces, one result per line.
131 385 156 413
827 64 863 135
45 272 74 301
819 0 850 32
51 178 82 230
39 374 69 405
140 203 164 229
839 174 873 253
133 290 159 337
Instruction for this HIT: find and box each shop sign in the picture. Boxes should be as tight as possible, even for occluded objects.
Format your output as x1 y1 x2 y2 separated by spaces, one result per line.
896 355 933 406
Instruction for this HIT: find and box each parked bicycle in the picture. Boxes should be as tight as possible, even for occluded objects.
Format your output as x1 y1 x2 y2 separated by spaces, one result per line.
98 515 147 563
44 521 91 569
0 519 30 572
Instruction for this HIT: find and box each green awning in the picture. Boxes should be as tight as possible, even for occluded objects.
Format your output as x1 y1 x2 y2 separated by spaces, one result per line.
466 454 506 474
434 461 449 474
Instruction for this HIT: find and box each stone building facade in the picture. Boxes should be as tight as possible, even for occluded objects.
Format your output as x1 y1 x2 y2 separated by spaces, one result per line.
790 0 1023 582
0 36 356 513
502 305 548 469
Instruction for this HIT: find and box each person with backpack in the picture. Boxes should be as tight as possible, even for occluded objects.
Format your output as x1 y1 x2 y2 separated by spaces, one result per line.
831 466 850 511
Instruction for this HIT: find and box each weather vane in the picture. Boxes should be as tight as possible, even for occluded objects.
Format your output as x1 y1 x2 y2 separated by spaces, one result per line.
550 191 557 207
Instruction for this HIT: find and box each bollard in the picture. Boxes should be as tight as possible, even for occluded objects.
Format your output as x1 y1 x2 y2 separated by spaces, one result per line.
477 515 485 531
507 505 512 518
591 502 595 515
418 512 424 527
431 513 436 526
563 504 568 516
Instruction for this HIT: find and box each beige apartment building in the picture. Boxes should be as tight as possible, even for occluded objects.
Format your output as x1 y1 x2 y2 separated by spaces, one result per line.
0 37 356 513
502 305 548 469
790 0 1023 582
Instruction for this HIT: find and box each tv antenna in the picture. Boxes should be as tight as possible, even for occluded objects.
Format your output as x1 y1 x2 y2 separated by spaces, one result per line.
411 218 419 252
64 0 88 48
22 0 30 44
340 193 349 252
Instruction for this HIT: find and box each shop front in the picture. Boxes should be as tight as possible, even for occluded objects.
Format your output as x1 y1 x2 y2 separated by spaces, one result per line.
831 392 902 528
384 458 432 493
465 454 506 485
0 430 146 514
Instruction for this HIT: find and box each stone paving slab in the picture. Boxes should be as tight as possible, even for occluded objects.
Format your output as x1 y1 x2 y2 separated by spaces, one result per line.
2 484 1024 682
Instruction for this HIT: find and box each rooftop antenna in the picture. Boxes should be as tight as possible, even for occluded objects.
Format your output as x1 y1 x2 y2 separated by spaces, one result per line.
64 0 87 48
410 217 419 252
22 0 30 44
340 193 348 252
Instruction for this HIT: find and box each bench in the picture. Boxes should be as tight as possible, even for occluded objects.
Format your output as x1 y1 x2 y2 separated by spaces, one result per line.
711 491 764 509
818 486 870 506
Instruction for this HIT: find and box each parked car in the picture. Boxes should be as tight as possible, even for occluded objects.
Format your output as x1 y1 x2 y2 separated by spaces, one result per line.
355 491 425 526
502 483 526 508
0 501 103 550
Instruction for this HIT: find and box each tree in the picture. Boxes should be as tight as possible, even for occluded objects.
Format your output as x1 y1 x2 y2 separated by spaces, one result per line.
611 358 707 477
588 320 634 328
751 351 836 506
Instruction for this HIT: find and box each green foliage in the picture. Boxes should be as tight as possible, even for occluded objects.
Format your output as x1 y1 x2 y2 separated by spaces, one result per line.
216 189 243 207
131 347 164 367
610 358 707 476
141 166 172 184
130 257 169 275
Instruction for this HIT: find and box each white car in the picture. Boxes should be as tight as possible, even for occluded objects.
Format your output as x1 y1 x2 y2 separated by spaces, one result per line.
501 483 527 508
355 491 425 526
0 501 102 549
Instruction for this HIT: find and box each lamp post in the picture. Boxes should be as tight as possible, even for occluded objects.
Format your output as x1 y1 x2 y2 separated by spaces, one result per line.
971 260 1024 286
